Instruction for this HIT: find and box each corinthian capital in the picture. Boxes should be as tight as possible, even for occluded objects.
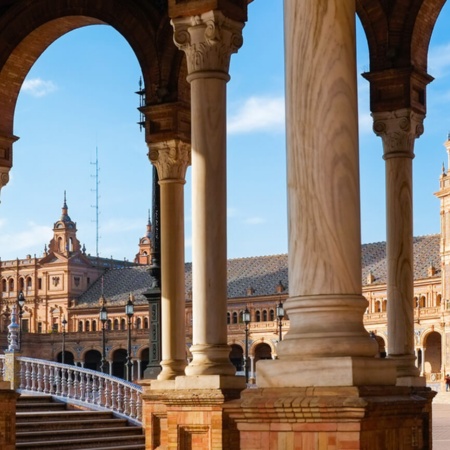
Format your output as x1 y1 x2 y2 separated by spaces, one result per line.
0 166 10 199
171 10 244 78
372 109 425 159
148 140 191 181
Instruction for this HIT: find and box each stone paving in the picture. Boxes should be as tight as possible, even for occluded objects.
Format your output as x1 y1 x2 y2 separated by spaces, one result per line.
433 392 450 450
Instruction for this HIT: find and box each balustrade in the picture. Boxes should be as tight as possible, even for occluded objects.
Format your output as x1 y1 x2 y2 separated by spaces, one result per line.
0 355 142 423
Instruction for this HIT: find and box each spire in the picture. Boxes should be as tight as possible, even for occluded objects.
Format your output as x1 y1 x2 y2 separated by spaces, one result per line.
61 191 71 222
146 209 152 238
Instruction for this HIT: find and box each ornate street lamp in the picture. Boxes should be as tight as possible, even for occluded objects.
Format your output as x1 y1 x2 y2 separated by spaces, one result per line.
125 293 135 381
276 301 285 342
61 316 67 365
99 301 108 373
17 291 25 350
242 307 251 383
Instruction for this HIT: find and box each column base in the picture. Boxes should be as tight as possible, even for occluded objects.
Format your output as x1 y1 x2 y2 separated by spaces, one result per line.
396 376 426 387
256 357 397 387
185 344 236 377
224 385 436 450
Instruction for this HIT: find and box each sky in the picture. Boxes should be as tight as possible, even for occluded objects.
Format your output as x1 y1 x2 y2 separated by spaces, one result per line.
0 2 450 263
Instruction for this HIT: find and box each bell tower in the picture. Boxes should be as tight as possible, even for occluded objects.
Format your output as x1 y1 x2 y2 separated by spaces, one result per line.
48 192 81 256
135 211 153 264
435 135 450 302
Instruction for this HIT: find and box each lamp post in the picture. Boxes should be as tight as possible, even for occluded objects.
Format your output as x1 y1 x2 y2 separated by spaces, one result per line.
276 301 284 342
17 291 25 350
242 307 251 383
125 293 135 381
99 303 108 373
61 316 67 365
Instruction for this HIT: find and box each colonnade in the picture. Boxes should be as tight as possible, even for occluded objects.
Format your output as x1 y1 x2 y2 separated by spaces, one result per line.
143 0 425 389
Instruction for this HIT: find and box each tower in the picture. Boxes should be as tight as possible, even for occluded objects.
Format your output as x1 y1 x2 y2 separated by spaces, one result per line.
435 136 450 303
135 211 153 265
47 192 81 256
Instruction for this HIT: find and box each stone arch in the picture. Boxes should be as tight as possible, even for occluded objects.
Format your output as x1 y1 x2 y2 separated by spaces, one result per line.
249 339 276 360
0 0 188 177
422 329 442 375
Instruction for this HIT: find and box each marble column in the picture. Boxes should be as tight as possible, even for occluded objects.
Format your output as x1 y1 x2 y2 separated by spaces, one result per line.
172 11 244 377
373 109 424 385
149 139 190 380
257 0 395 387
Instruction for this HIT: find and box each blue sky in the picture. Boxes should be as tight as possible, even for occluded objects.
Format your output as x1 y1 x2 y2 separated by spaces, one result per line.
0 2 449 263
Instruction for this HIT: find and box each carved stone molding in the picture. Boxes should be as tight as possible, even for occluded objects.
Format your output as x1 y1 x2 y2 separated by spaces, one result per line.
0 166 10 192
171 10 244 79
372 109 425 160
148 140 191 181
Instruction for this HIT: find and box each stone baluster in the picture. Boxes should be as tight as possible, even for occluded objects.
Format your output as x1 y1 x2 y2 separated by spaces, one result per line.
372 109 425 385
149 140 190 380
257 0 395 387
172 10 244 377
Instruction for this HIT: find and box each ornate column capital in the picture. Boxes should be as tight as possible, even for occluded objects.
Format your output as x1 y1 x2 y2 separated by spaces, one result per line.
0 166 10 196
148 140 191 182
372 108 425 159
171 10 244 80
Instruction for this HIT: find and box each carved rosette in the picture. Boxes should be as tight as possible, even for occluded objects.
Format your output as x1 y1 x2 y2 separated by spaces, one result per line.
171 10 244 78
149 140 191 181
372 109 425 159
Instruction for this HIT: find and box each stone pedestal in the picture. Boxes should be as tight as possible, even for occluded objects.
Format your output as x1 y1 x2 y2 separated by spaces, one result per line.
142 376 245 450
4 351 21 390
225 386 436 450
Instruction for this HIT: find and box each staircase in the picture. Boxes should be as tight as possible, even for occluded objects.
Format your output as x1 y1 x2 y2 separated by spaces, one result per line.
16 394 145 450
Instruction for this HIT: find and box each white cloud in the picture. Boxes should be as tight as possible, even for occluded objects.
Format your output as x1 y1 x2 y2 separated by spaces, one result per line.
228 96 285 134
429 42 450 78
21 78 57 98
0 223 51 256
244 216 265 225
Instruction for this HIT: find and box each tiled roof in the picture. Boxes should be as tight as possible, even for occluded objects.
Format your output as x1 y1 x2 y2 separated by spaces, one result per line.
361 234 440 286
75 234 441 308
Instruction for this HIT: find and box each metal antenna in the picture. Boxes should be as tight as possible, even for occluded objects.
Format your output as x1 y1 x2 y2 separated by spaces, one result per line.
91 145 101 258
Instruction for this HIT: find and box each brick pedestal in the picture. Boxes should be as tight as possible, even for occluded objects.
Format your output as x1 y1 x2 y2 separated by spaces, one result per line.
0 383 17 450
224 386 436 450
142 376 244 450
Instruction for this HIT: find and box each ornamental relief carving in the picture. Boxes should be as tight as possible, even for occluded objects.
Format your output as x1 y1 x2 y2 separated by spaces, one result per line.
0 167 10 189
172 11 244 75
372 109 425 158
149 140 191 181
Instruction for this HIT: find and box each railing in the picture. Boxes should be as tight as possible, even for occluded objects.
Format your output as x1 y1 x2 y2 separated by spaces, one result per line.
0 355 142 425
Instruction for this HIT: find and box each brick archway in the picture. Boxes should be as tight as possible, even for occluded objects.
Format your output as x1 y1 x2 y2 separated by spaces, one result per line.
0 0 188 176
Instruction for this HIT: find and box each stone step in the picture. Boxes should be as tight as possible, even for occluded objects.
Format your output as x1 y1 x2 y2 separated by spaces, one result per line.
17 418 129 431
16 394 145 450
15 434 146 449
17 425 143 442
17 410 116 423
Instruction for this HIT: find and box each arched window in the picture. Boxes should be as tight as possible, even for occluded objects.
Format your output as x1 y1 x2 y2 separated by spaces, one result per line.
1 279 6 292
262 310 268 322
232 312 238 324
92 320 97 331
437 294 442 307
58 237 63 252
19 277 24 291
26 277 32 289
78 321 83 332
136 317 142 329
120 318 126 330
85 321 90 332
8 279 14 292
144 317 149 329
255 311 261 322
269 309 275 321
114 319 119 330
227 312 231 324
